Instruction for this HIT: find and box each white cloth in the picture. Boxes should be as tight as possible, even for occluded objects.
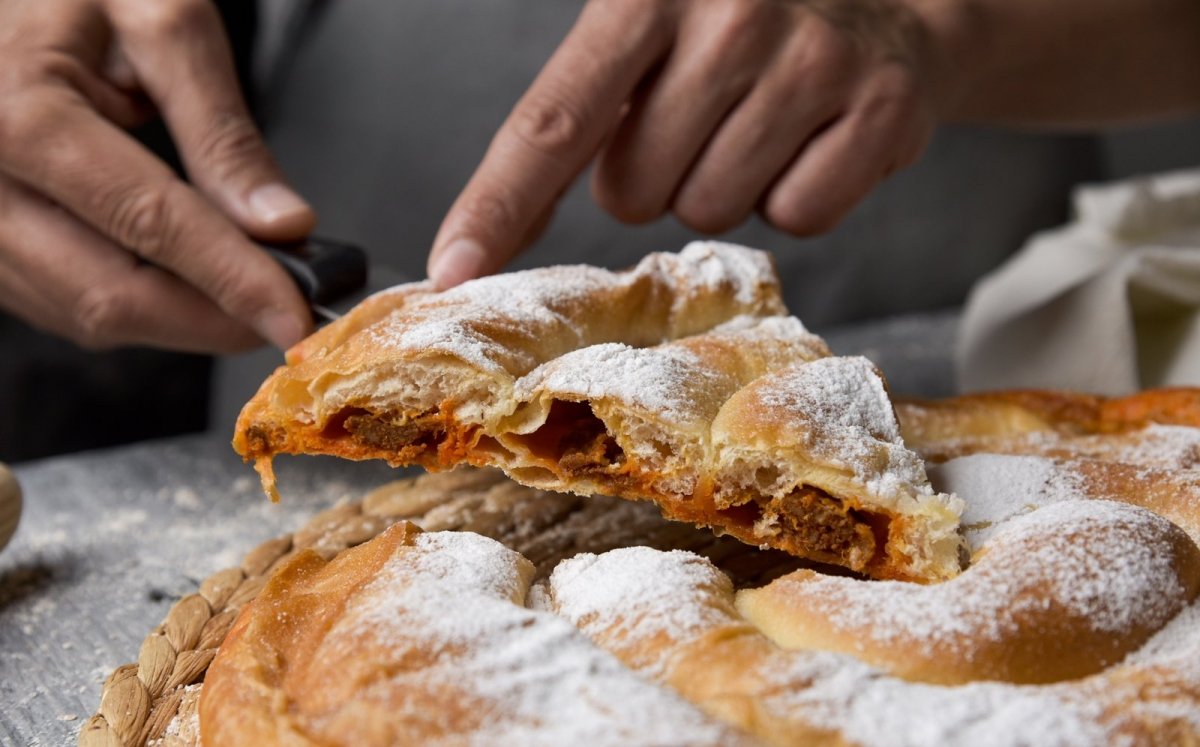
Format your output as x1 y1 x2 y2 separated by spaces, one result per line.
959 169 1200 395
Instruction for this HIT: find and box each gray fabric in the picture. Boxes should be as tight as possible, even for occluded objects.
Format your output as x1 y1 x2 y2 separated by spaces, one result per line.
263 0 1103 327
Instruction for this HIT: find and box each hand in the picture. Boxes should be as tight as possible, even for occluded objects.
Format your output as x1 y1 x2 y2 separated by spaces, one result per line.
429 0 964 288
0 0 316 352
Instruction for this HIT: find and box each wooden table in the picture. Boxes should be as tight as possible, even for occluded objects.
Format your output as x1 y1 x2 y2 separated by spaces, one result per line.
0 310 958 746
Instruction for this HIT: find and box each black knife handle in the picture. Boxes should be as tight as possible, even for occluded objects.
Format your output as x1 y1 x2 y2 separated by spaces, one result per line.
264 237 368 306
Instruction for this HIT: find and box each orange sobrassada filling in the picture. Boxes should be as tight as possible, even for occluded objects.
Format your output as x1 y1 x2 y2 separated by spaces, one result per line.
239 386 900 574
243 398 895 575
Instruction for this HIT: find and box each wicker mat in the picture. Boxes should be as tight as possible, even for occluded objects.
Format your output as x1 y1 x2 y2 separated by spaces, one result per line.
78 467 812 747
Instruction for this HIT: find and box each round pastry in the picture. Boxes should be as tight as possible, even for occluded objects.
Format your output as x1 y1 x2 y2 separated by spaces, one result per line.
200 441 1200 746
200 246 1200 745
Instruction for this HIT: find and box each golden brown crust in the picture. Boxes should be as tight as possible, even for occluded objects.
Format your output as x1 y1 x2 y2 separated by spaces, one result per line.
737 502 1200 686
201 522 753 747
205 390 1200 747
200 524 421 746
897 388 1200 462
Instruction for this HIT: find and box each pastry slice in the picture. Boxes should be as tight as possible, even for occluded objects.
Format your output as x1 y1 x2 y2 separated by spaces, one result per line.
235 242 962 581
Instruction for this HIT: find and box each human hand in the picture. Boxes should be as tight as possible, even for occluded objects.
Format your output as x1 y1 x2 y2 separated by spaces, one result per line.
0 0 316 352
429 0 965 288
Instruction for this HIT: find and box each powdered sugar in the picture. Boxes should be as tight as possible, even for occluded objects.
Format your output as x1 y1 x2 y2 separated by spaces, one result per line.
368 266 608 374
513 314 829 428
1121 599 1200 671
922 422 1200 470
802 501 1189 652
547 547 734 676
671 240 780 308
363 243 780 378
752 356 935 500
516 344 718 426
758 357 900 443
258 243 959 576
761 653 1112 747
331 531 741 746
545 539 1198 747
929 454 1087 550
1078 423 1200 468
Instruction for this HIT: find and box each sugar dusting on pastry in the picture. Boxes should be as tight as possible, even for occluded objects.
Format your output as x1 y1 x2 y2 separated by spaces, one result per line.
748 500 1195 671
363 242 783 375
517 343 715 425
929 454 1086 548
545 547 736 678
235 242 962 581
754 356 934 500
932 451 1200 548
332 531 743 746
546 513 1200 746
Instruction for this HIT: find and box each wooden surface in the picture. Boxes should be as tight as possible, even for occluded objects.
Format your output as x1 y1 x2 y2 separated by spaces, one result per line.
0 310 957 746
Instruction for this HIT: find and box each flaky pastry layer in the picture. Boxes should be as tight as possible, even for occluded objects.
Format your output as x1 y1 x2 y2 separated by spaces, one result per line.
234 243 962 582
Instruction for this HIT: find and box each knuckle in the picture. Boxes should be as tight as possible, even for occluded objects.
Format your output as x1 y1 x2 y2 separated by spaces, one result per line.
871 66 920 110
2 51 84 91
776 40 855 100
600 193 662 225
510 88 590 162
72 286 128 349
854 70 923 135
205 260 271 319
588 0 675 36
800 30 858 84
0 95 44 154
710 0 776 49
673 189 744 235
193 110 267 181
591 166 664 225
102 184 177 260
455 188 524 242
133 0 217 38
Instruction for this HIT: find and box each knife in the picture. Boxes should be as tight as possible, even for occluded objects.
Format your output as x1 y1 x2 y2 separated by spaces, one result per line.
264 237 415 323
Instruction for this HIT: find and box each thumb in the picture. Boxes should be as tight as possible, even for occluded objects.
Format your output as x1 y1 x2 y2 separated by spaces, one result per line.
109 0 316 241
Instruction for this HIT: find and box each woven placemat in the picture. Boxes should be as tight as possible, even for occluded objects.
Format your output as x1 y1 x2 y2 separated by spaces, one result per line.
78 467 809 747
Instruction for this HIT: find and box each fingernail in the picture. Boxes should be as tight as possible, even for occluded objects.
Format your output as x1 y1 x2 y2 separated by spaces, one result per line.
429 238 488 289
248 183 310 225
256 309 306 350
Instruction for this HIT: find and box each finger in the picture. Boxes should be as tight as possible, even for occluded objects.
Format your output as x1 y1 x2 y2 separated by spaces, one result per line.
763 67 927 236
0 254 66 335
671 20 860 233
41 52 152 130
102 45 140 92
428 0 674 288
0 174 262 352
592 1 787 224
107 0 315 240
0 93 311 349
2 11 154 132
